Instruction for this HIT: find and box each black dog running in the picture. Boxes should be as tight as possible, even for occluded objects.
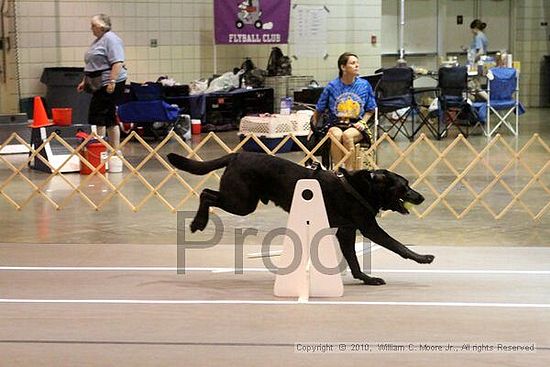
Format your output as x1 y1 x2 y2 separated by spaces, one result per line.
168 152 434 285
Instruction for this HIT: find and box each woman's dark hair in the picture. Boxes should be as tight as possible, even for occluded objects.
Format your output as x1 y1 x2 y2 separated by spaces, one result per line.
337 52 358 78
470 19 486 31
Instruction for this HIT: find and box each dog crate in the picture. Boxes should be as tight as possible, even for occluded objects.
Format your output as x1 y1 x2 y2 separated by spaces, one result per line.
202 88 275 132
264 76 313 113
204 94 240 132
240 88 274 116
238 112 312 152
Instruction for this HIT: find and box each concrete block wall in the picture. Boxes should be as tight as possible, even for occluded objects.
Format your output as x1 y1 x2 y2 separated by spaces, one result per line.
15 0 216 98
13 0 382 102
10 0 550 108
514 0 550 107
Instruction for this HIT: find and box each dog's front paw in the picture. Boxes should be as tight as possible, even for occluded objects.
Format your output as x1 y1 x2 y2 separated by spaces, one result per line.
415 254 435 264
190 219 207 233
355 273 386 286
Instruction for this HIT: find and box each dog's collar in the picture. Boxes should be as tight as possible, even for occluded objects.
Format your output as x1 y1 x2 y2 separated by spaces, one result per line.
306 161 325 171
335 171 377 216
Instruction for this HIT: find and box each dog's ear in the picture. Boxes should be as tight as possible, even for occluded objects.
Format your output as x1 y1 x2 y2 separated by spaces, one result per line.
370 171 387 183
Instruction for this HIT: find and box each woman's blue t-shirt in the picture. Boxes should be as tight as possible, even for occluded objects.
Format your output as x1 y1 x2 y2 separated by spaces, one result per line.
316 77 376 122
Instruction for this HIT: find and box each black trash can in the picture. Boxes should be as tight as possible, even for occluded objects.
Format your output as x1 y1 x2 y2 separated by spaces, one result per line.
541 55 550 107
19 96 42 119
40 67 92 124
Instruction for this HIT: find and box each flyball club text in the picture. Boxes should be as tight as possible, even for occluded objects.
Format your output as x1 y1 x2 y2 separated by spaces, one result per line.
228 33 281 43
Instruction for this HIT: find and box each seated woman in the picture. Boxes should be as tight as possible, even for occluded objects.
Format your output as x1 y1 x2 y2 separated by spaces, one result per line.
312 52 376 170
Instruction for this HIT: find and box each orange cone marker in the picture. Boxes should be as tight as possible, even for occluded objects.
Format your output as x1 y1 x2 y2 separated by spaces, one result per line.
28 96 53 128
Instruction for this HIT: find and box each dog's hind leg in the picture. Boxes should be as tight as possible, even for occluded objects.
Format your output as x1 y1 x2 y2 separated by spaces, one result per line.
191 188 260 232
336 227 386 286
191 189 220 232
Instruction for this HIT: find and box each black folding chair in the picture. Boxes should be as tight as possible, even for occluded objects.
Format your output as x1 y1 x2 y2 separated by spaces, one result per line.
436 66 479 139
374 67 434 140
360 73 383 91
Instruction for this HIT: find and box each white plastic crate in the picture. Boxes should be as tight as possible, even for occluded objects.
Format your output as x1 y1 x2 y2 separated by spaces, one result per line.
291 111 313 135
239 113 311 138
239 114 293 138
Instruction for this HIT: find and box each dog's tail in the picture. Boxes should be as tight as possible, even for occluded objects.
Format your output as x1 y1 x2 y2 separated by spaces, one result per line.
167 153 237 175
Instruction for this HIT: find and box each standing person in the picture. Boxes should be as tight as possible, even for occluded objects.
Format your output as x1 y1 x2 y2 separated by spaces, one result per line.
468 19 488 63
77 13 127 151
313 52 376 170
466 19 489 100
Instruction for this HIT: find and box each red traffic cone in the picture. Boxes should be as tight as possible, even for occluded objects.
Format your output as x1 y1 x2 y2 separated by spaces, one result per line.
28 96 53 128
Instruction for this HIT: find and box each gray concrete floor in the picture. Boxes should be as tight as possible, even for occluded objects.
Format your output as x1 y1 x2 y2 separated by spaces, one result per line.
1 108 549 366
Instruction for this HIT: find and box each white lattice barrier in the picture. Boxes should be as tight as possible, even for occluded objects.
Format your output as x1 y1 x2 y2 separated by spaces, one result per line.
0 130 548 220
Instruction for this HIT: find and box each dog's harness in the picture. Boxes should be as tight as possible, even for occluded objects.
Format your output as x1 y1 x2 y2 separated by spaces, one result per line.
335 170 377 217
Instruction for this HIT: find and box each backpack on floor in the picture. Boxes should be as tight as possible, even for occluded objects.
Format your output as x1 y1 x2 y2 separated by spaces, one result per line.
267 47 292 76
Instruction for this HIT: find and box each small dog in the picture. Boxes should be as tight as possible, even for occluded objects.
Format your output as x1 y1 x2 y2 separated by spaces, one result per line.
168 152 434 285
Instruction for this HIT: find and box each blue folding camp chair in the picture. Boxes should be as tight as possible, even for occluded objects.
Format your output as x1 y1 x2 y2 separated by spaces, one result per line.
484 67 524 137
117 82 191 141
117 100 191 141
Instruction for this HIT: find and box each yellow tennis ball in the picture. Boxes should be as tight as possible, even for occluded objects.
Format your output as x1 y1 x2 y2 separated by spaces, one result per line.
403 201 415 211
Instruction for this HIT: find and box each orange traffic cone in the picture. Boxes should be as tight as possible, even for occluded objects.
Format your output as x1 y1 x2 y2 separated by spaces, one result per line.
28 96 53 128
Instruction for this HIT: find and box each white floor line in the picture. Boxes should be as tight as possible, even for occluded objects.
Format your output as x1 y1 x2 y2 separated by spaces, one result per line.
377 269 550 275
1 298 549 308
245 241 378 259
246 250 282 258
0 266 276 274
1 266 550 275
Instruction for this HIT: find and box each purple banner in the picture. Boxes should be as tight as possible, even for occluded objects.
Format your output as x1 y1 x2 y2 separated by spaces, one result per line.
214 0 290 44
